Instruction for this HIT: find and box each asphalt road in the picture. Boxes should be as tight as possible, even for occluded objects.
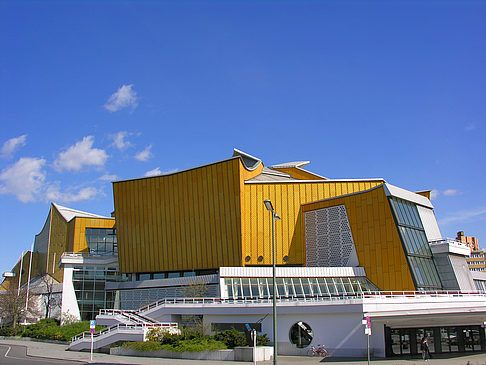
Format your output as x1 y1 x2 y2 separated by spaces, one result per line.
0 344 136 365
0 344 85 365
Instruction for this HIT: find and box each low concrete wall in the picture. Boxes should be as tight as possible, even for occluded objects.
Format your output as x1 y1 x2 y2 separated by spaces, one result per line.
111 346 235 361
234 346 273 361
111 346 274 361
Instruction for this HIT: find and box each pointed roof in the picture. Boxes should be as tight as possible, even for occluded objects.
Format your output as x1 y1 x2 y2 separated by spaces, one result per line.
232 148 262 171
52 203 112 222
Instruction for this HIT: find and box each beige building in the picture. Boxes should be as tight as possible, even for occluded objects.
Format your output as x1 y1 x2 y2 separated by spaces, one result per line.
458 232 486 272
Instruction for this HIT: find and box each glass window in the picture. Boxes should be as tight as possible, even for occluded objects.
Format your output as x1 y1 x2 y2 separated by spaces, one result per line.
309 278 321 296
293 278 304 296
275 278 285 297
334 277 345 294
249 278 259 298
85 228 117 255
259 278 269 298
289 322 313 348
242 278 251 297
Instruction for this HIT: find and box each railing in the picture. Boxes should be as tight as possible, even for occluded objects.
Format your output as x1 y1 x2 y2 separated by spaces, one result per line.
134 290 486 313
98 309 157 324
61 252 117 258
429 238 470 249
71 322 178 343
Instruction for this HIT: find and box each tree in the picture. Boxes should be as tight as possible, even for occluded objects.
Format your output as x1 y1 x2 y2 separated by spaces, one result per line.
39 275 61 319
0 285 38 328
179 280 209 333
179 280 209 298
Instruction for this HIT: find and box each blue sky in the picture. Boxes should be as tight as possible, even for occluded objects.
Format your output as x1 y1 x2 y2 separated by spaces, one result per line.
1 1 485 274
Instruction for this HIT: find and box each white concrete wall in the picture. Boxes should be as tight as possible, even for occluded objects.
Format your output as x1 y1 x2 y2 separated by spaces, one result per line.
60 267 81 322
203 311 372 357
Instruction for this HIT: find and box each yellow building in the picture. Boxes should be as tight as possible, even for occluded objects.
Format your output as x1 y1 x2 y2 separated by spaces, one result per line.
112 149 453 292
1 203 116 321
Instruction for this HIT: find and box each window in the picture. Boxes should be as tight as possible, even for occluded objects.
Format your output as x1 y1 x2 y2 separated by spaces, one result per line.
389 197 442 290
85 228 117 255
289 322 313 348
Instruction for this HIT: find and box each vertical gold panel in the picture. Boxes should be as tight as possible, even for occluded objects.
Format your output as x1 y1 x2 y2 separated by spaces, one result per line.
242 180 384 266
301 185 415 291
113 158 256 273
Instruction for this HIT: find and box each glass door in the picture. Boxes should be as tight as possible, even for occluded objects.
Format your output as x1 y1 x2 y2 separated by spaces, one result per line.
401 330 411 355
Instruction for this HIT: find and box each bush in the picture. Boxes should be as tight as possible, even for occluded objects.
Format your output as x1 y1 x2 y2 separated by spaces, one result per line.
257 333 270 346
123 337 227 353
0 319 103 342
214 328 247 348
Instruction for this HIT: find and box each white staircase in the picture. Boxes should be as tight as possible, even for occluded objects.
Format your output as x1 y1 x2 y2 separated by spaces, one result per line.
68 309 178 351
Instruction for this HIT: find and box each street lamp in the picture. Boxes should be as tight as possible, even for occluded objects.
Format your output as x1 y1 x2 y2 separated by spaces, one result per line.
264 199 280 365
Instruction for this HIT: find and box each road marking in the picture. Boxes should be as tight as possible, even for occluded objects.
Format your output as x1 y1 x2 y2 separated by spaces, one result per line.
4 345 12 357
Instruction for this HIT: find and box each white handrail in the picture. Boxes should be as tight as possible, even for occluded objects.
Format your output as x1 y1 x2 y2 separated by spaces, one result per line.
131 290 486 313
71 322 179 343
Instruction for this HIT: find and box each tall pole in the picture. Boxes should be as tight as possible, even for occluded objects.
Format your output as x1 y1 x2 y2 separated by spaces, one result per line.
272 211 277 365
24 243 34 325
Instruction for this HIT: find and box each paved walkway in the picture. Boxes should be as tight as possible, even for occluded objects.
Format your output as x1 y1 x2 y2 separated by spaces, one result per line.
2 338 486 365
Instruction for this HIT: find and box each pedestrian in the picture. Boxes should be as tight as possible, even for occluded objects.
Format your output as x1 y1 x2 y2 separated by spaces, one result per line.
421 336 430 361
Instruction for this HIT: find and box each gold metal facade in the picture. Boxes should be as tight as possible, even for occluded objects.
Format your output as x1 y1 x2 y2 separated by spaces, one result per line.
242 180 383 266
113 158 262 273
68 217 115 253
302 186 416 291
48 205 70 282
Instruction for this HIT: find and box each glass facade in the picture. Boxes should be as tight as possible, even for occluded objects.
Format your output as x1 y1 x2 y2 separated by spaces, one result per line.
389 197 442 290
386 325 485 357
223 276 378 299
85 228 117 255
72 265 124 320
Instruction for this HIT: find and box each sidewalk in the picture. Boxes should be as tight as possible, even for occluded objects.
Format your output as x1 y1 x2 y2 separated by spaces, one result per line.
2 338 486 365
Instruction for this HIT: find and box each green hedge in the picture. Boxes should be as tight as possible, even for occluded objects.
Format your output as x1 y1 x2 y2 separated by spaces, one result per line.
0 318 103 342
122 327 270 353
123 337 227 353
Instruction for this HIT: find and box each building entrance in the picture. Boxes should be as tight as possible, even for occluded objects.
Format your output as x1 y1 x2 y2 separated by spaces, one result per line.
385 325 485 357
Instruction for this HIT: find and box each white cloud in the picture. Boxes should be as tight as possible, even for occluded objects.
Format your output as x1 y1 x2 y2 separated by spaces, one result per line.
45 184 99 203
439 208 486 226
99 174 118 181
162 168 179 175
0 157 46 202
54 136 108 172
443 189 459 196
430 189 439 200
1 135 27 159
104 84 138 112
144 167 162 177
135 145 153 162
110 131 132 150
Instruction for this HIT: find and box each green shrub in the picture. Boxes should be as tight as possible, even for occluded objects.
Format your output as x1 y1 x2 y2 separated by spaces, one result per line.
257 333 270 346
214 328 247 348
0 319 103 342
0 325 21 337
123 338 227 353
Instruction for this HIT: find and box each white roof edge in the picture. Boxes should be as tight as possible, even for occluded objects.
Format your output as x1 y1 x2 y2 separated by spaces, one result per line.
271 161 310 169
52 202 113 221
384 183 434 209
219 266 367 277
245 178 385 184
232 148 262 171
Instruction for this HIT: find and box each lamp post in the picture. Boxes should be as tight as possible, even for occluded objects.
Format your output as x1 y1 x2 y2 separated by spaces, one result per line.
264 199 280 365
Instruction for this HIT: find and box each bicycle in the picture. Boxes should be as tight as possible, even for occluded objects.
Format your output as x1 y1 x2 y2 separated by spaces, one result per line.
309 344 329 358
